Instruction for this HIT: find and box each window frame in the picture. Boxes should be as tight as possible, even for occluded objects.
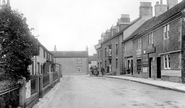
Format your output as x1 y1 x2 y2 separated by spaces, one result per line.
138 38 141 49
163 54 170 69
115 43 118 55
77 58 82 64
163 24 170 40
148 32 153 45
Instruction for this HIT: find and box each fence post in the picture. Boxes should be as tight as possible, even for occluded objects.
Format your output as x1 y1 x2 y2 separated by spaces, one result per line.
39 75 43 98
49 72 53 87
19 77 26 108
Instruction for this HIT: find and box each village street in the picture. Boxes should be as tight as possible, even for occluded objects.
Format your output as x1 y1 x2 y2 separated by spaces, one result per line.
34 75 185 108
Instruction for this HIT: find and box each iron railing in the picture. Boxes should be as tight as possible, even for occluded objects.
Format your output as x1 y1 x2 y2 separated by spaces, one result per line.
53 72 58 81
43 74 49 87
0 86 20 108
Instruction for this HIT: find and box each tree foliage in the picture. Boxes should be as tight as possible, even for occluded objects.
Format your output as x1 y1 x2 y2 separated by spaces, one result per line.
0 7 38 81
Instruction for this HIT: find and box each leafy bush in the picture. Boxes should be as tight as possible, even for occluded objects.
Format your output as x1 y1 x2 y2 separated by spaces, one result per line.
0 6 38 81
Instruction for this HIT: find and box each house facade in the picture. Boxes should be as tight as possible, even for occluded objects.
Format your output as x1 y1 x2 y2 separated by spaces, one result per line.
25 43 61 108
51 49 88 75
96 2 153 75
122 2 153 75
129 0 185 82
98 14 131 75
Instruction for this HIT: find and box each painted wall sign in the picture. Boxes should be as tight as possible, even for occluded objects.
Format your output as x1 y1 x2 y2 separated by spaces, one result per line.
142 67 148 73
142 54 148 67
161 70 181 77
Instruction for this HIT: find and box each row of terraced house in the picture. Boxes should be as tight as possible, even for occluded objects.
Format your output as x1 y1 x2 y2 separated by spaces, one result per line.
0 1 62 107
95 0 185 83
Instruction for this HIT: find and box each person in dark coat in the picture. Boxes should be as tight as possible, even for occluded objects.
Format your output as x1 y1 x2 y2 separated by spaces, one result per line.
101 67 105 76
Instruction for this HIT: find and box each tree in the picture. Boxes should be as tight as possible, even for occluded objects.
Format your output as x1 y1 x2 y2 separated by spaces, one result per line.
0 6 38 82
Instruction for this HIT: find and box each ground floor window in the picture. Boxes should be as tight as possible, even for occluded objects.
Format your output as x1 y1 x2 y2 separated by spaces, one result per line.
137 59 142 74
163 54 170 69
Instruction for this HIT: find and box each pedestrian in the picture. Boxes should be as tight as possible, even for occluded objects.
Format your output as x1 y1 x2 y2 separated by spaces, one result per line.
90 66 93 76
101 67 105 76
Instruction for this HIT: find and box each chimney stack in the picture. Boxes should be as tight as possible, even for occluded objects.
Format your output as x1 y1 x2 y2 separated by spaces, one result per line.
160 0 163 4
54 45 57 52
117 14 130 32
139 2 153 17
167 0 178 9
98 39 102 44
111 26 117 37
119 14 130 23
106 29 111 39
155 0 167 16
101 33 106 42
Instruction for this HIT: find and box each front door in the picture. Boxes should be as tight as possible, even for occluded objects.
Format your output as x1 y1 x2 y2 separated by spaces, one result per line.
157 57 161 78
131 60 133 75
149 58 152 78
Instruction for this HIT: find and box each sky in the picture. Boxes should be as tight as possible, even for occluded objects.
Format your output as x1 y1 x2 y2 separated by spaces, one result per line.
10 0 182 55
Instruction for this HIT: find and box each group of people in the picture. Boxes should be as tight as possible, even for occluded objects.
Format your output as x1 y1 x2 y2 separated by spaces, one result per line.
89 66 105 77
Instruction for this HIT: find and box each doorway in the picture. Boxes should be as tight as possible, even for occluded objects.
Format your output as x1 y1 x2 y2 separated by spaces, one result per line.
157 57 161 78
149 58 152 78
131 60 133 75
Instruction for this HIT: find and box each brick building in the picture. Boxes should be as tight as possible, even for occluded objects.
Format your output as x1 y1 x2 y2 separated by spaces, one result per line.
127 0 185 82
95 0 185 83
96 2 153 75
51 49 88 75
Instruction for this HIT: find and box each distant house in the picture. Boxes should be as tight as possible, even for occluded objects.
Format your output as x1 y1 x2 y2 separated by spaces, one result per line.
51 50 88 75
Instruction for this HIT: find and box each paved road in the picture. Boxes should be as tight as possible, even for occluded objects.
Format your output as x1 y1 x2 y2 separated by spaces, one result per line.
45 75 185 108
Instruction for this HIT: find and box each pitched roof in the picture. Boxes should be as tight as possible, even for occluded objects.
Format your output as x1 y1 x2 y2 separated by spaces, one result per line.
51 51 88 58
101 17 142 44
125 0 185 41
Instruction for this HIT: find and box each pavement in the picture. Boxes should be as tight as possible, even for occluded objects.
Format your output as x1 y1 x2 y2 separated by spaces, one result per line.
104 75 185 93
32 78 63 108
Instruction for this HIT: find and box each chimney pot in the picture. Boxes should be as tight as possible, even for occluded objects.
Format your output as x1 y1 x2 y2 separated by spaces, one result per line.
155 1 167 16
156 1 159 5
139 2 153 17
167 0 178 9
160 0 163 4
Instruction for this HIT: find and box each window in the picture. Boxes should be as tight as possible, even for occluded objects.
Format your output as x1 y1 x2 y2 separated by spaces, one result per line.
77 58 82 64
115 43 118 55
108 45 112 56
116 58 118 68
163 54 170 69
148 33 153 45
138 38 141 49
105 48 107 57
77 66 81 72
43 50 45 58
163 24 170 40
105 60 107 68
